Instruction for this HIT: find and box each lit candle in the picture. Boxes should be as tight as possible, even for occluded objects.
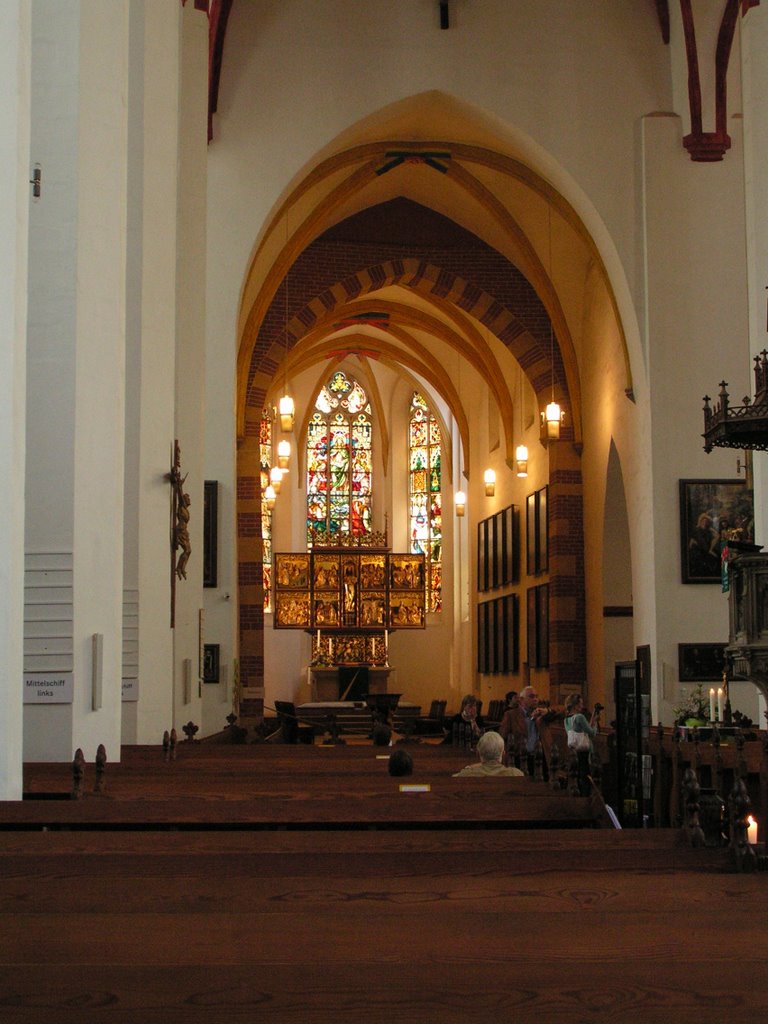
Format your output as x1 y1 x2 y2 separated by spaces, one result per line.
717 687 724 722
747 816 758 846
372 638 377 661
385 629 389 652
316 629 320 646
709 688 716 722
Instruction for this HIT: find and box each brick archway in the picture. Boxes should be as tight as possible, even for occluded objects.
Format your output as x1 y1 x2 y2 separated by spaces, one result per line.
237 253 584 717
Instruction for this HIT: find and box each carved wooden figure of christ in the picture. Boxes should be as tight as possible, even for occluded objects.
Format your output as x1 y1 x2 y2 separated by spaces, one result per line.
169 440 192 627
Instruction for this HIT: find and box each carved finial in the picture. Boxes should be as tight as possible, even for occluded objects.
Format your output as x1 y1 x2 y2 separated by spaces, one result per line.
94 744 107 794
72 748 86 800
682 766 705 847
182 721 199 742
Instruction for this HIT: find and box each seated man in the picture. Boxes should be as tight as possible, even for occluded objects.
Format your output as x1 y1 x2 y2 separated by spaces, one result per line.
453 730 523 777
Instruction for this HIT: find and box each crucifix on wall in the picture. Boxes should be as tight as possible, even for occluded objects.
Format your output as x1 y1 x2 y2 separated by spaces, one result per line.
169 439 192 627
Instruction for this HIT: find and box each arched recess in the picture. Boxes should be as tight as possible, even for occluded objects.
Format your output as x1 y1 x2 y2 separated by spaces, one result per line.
234 112 634 713
602 441 634 706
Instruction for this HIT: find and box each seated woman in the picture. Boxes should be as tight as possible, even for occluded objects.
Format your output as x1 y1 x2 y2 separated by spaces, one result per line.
443 694 484 744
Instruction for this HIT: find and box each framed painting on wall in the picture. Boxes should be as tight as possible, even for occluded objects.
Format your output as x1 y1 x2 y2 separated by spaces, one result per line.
500 504 519 586
526 487 548 576
477 600 489 674
502 593 519 673
477 518 489 593
203 481 218 588
527 583 549 668
203 643 220 683
526 494 537 576
679 479 753 583
678 643 726 682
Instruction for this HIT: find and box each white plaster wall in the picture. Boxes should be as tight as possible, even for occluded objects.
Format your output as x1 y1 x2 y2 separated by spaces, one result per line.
0 0 30 799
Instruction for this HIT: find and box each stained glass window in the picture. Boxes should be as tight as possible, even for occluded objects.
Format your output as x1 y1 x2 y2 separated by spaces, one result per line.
307 371 373 542
409 392 442 612
260 411 273 613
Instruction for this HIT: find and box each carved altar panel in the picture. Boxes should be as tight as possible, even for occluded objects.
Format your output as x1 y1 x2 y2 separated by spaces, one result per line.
273 548 425 632
274 554 312 629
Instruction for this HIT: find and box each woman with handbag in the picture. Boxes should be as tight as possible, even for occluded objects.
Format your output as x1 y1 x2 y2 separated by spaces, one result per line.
564 693 597 795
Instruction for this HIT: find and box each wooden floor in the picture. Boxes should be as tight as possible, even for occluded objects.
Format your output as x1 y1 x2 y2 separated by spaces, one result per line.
1 741 765 1024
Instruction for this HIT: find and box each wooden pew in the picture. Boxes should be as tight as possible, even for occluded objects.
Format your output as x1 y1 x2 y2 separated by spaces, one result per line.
649 726 768 830
0 827 756 1024
2 737 761 1024
2 742 608 831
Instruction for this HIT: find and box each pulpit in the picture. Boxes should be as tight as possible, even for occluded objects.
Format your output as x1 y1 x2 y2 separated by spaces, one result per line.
725 547 768 702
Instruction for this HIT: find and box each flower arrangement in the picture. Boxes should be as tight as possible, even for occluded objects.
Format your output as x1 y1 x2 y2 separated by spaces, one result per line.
672 683 709 725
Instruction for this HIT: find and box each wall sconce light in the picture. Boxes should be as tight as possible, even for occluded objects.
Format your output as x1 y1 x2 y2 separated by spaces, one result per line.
542 400 563 440
279 394 295 432
483 469 495 497
277 439 291 469
455 490 466 517
30 164 41 199
269 466 283 494
515 443 529 477
264 484 277 510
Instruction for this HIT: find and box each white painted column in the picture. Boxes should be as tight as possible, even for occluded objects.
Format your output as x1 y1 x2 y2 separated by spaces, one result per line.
25 1 129 762
123 0 182 744
123 0 208 742
640 105 751 723
172 2 208 733
70 1 130 759
0 1 30 800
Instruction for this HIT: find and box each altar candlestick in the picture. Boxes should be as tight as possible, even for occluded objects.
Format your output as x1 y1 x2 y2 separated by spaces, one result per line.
717 687 724 722
709 688 716 722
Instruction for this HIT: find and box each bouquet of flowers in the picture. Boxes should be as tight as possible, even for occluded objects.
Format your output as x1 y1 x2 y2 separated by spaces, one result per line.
672 682 709 725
